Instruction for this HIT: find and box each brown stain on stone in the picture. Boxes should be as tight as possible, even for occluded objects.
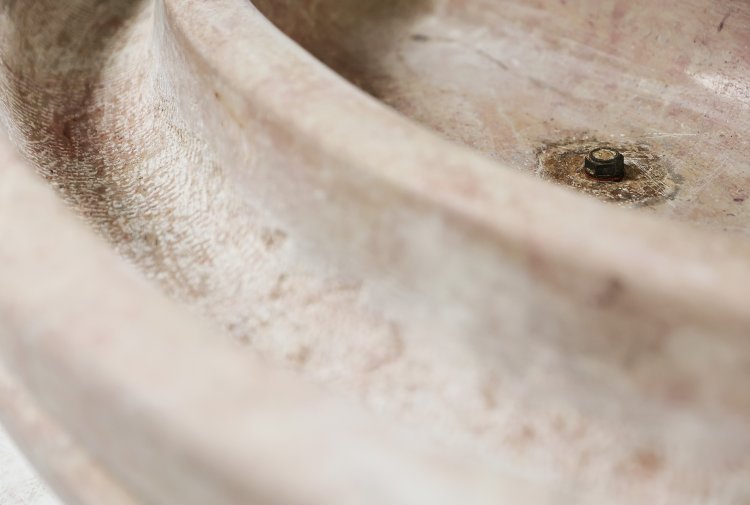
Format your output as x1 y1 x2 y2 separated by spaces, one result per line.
621 449 665 479
287 345 312 366
269 273 289 301
664 378 697 405
537 136 679 206
596 277 625 308
480 373 501 410
261 228 289 250
507 424 537 450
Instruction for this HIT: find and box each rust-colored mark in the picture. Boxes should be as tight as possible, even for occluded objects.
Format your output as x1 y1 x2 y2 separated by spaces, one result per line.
287 345 312 366
507 425 536 449
536 136 679 206
621 449 665 479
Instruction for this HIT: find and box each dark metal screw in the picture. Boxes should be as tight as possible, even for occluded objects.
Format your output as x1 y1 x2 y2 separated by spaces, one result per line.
584 147 625 181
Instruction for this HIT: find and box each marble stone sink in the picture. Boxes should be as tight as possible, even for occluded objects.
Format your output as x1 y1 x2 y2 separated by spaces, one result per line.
0 0 748 504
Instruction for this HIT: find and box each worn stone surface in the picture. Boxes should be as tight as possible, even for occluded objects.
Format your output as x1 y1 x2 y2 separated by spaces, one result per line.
255 0 750 233
0 1 749 505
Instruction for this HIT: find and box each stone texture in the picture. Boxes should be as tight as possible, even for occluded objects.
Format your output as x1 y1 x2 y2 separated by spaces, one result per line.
0 1 749 504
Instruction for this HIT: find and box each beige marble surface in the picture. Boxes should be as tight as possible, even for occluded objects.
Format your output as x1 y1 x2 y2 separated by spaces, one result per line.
0 1 749 504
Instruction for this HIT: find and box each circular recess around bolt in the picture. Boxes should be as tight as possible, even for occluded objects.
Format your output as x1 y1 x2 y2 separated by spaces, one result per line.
584 147 625 181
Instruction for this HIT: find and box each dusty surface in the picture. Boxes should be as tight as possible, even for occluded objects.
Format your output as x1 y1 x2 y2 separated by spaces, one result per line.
0 1 749 505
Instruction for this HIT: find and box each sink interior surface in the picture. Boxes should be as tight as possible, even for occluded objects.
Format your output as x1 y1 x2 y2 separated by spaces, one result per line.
254 0 750 235
1 1 750 503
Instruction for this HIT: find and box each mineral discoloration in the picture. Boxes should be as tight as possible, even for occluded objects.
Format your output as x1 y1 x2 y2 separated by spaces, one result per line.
537 137 679 206
2 1 750 505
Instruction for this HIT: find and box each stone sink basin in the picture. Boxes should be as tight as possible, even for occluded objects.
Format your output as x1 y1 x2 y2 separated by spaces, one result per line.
0 0 748 504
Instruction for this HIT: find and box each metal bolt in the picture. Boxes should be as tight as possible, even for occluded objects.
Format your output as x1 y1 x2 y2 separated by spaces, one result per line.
584 147 625 181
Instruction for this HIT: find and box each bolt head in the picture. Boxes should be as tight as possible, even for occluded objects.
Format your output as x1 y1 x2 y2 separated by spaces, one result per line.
584 147 625 181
